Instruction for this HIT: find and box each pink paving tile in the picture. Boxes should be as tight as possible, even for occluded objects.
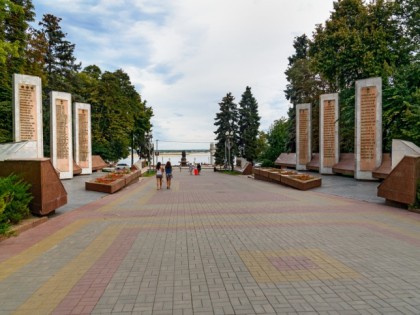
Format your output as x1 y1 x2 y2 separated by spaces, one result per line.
51 228 140 315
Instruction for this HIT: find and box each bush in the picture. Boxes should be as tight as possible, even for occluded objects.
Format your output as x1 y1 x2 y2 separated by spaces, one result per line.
0 175 32 234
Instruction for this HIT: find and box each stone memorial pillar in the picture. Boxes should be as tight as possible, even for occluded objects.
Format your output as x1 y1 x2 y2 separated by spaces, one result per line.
355 77 382 180
12 74 43 158
50 91 73 179
210 142 215 165
296 103 311 170
73 103 92 174
319 94 339 174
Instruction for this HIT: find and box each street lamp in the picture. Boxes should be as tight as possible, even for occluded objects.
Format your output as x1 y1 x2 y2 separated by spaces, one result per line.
225 130 233 170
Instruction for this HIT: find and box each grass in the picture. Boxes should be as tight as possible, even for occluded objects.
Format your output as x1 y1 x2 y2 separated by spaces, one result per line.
142 169 156 177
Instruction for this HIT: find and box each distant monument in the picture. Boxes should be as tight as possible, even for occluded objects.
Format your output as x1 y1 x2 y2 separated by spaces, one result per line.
50 91 73 179
12 74 43 158
181 150 187 166
210 142 215 165
355 77 382 180
296 103 312 170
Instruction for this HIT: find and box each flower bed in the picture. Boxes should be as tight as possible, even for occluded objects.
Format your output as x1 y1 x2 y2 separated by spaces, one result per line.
85 169 141 194
281 174 322 191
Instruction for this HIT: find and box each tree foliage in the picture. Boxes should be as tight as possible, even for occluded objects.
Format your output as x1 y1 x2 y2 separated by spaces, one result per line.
213 93 238 169
284 0 419 155
238 86 260 162
258 118 289 167
0 2 153 162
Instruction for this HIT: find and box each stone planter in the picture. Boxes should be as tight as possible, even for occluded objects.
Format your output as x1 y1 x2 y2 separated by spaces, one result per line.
124 170 141 186
268 171 282 183
85 170 142 194
86 177 126 194
281 174 321 191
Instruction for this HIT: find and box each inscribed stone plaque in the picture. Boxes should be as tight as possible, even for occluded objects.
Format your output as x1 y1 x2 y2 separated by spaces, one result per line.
296 103 312 170
73 103 92 174
319 94 339 174
355 77 382 180
12 74 43 158
50 91 73 179
359 87 376 170
78 109 89 168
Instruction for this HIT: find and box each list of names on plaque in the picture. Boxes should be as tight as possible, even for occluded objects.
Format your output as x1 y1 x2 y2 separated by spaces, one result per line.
56 100 69 160
360 86 377 170
323 100 335 167
298 109 309 164
78 109 89 167
18 84 37 140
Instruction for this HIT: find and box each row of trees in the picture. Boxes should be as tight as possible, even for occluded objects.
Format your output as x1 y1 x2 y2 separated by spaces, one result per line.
260 0 419 166
0 0 153 162
213 87 261 169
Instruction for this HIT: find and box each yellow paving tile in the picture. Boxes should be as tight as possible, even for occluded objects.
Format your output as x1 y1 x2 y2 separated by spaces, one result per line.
13 225 123 315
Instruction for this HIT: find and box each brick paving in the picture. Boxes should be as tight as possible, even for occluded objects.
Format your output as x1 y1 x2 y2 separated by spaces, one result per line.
1 169 420 314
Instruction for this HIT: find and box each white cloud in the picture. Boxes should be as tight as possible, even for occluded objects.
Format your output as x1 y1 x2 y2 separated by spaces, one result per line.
33 0 334 149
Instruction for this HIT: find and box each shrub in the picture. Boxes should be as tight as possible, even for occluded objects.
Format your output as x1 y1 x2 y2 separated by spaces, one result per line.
0 175 32 234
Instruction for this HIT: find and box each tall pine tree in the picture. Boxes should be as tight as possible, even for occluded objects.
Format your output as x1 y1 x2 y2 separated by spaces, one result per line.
213 92 238 169
238 86 260 163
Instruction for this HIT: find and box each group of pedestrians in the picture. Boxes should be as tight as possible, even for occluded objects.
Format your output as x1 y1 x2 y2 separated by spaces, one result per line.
188 163 201 175
155 161 172 190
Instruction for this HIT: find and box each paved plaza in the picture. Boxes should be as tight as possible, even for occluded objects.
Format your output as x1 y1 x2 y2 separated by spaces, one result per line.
1 169 420 314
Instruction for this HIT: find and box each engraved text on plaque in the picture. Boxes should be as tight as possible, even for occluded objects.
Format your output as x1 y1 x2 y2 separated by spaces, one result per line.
360 86 376 171
323 100 335 167
299 108 309 165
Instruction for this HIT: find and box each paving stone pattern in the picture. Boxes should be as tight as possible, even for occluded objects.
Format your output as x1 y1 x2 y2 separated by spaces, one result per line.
1 169 420 314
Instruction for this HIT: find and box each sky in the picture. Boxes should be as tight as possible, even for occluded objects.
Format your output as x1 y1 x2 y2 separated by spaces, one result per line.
32 0 334 150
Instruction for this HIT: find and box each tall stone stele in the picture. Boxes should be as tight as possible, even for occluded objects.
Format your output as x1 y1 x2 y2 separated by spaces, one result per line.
319 94 339 174
12 74 43 158
50 91 73 179
73 103 92 174
296 103 312 170
355 77 382 180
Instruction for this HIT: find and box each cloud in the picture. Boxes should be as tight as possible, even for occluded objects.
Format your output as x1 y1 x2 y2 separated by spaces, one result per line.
33 0 334 149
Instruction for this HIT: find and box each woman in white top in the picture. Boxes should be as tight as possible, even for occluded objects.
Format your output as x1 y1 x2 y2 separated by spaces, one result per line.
155 162 164 189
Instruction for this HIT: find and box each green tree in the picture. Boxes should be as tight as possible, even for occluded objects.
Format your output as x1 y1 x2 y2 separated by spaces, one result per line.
0 0 35 143
259 118 289 166
383 61 420 150
238 86 260 162
84 68 152 162
38 13 81 155
213 92 238 169
284 34 326 153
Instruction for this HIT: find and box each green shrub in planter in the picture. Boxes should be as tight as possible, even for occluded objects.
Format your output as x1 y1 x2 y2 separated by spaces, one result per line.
0 175 32 234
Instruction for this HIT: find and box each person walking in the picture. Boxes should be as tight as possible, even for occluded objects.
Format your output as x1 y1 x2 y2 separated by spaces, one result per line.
197 163 201 175
156 162 164 190
165 161 173 189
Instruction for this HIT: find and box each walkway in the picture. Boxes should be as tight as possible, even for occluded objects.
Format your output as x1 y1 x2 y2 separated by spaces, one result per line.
1 169 420 314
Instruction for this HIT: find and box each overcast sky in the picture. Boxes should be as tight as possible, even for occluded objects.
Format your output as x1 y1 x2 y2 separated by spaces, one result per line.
33 0 334 150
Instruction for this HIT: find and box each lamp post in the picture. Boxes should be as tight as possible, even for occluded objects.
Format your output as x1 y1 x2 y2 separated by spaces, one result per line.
225 130 233 170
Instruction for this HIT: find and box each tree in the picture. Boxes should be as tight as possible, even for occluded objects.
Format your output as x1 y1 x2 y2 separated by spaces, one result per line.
310 0 410 91
0 0 35 143
383 61 420 150
258 118 289 166
37 13 81 155
284 34 327 153
213 92 238 169
238 86 260 162
38 13 81 92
